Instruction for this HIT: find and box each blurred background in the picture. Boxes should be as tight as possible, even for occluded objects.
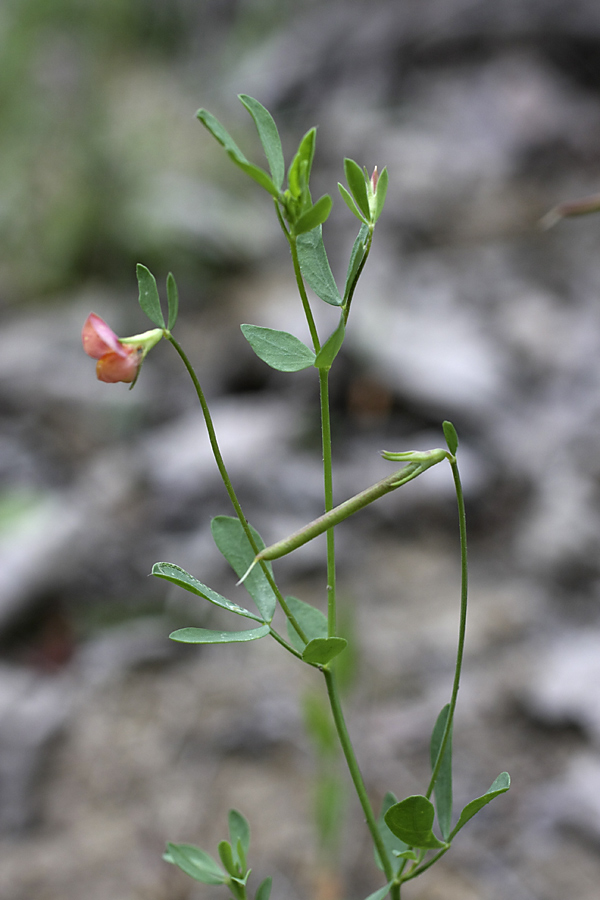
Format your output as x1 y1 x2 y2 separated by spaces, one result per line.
3 0 600 897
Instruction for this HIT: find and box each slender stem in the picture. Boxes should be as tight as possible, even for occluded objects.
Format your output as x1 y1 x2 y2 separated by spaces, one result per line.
319 368 337 637
288 235 321 353
425 456 468 800
166 333 308 645
323 668 394 884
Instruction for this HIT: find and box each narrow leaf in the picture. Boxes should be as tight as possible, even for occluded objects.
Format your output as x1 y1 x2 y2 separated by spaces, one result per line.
443 420 459 456
384 795 447 849
373 166 388 222
364 884 392 900
302 637 347 666
229 809 251 858
450 772 510 838
152 562 261 621
430 704 453 840
343 223 370 302
255 877 272 900
218 841 237 877
165 843 226 884
344 158 370 220
166 272 179 331
294 195 332 235
137 264 165 328
196 108 279 198
285 595 327 654
169 625 270 644
297 226 343 307
338 183 367 223
211 516 277 623
288 128 316 199
238 94 285 189
240 324 316 372
374 792 408 874
314 314 345 371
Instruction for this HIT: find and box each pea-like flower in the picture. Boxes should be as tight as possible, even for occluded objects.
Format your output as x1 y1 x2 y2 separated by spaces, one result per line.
82 313 163 384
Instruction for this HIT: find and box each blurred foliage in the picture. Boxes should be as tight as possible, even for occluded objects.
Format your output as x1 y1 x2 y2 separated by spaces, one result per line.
0 0 303 304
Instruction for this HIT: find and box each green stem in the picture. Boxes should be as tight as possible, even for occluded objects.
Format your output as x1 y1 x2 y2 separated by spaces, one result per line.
288 234 321 353
426 456 468 800
323 668 394 884
319 368 337 637
166 333 309 646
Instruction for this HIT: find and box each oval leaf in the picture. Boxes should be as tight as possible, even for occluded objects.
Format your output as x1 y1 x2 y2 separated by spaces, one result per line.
384 795 447 849
240 324 315 372
137 263 165 328
285 595 327 654
344 158 370 220
297 226 343 307
228 809 251 858
443 420 459 456
343 223 370 302
373 166 389 222
301 636 347 666
314 314 345 371
164 843 226 885
211 516 277 623
294 195 332 235
375 792 408 874
169 624 270 644
255 877 272 900
152 562 261 621
450 772 510 839
338 183 367 223
239 94 285 190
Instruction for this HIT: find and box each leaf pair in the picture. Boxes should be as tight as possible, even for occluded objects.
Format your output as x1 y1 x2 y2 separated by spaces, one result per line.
137 264 178 330
165 810 271 900
339 158 388 225
285 595 346 666
240 317 345 374
154 517 277 644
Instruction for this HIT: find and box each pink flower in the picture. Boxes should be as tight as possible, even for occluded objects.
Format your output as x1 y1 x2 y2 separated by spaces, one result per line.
82 313 142 383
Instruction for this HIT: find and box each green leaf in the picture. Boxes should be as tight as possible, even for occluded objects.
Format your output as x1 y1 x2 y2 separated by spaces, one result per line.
338 183 367 223
166 272 179 331
294 195 332 235
240 324 316 372
430 704 453 840
255 877 272 900
450 772 510 839
374 792 408 874
314 314 345 371
137 264 165 328
343 223 370 302
302 637 347 666
296 226 343 307
196 108 279 199
443 420 459 456
384 795 447 849
344 158 370 220
228 809 250 860
285 595 327 654
288 128 316 199
169 625 270 644
364 884 392 900
238 94 285 190
164 843 226 884
218 840 237 877
211 516 277 623
152 562 262 621
373 166 388 222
